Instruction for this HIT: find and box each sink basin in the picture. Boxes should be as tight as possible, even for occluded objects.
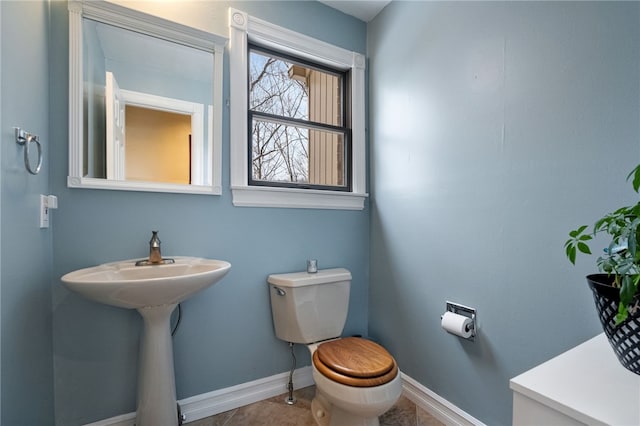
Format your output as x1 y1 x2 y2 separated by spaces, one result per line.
61 256 231 309
61 256 231 426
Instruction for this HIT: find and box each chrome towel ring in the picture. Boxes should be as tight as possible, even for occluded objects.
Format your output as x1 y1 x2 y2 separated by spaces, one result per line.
14 127 43 175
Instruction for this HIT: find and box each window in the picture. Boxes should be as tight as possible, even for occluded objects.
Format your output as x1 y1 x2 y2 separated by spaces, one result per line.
249 46 350 191
229 8 367 209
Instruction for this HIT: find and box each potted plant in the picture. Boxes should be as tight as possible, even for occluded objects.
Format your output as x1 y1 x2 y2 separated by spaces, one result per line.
565 164 640 375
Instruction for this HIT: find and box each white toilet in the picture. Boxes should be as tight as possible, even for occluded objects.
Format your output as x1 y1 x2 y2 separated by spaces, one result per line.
267 268 402 426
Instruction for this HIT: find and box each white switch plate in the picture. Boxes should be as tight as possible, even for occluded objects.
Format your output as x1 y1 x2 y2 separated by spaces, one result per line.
40 195 49 228
39 194 58 229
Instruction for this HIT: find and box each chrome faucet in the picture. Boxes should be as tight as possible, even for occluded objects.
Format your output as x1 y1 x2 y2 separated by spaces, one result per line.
135 231 175 266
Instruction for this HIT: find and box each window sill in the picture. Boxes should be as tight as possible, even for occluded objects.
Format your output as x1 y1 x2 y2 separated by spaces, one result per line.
231 186 367 210
68 176 222 195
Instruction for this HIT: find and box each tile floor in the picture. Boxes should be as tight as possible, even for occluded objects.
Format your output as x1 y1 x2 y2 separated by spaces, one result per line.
184 386 444 426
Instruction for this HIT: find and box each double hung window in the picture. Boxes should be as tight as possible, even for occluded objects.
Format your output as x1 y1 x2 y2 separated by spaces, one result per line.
229 8 367 209
248 45 351 191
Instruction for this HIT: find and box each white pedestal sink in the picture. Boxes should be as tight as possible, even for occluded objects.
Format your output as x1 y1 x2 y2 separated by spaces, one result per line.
61 256 231 426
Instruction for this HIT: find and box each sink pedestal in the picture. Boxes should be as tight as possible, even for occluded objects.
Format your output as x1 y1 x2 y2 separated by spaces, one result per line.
136 303 179 426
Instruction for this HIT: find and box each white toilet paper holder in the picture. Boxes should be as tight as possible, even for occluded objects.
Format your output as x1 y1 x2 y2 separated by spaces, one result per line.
444 301 477 341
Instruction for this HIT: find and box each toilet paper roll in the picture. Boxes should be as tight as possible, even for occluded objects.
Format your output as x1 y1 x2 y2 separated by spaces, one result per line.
441 311 473 338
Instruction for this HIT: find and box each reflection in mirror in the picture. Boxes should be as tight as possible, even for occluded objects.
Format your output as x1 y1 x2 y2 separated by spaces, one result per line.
124 106 192 184
68 1 226 194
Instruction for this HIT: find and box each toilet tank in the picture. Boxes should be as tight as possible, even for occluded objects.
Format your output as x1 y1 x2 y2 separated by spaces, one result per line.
267 268 351 344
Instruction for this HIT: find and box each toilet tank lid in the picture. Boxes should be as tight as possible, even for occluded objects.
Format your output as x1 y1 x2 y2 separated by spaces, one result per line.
267 268 351 287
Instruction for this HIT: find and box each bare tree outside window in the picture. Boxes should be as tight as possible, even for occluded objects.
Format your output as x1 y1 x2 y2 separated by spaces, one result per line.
249 47 349 190
250 51 310 183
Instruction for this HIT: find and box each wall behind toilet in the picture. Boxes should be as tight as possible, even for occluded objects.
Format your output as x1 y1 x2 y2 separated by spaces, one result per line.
48 2 367 424
368 2 640 425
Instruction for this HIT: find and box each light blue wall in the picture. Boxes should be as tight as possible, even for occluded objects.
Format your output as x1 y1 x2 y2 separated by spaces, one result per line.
1 1 55 424
49 1 367 424
0 2 3 417
6 1 636 425
368 2 640 425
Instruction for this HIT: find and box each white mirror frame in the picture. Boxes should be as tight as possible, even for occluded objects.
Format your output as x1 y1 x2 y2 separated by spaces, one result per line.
68 0 227 195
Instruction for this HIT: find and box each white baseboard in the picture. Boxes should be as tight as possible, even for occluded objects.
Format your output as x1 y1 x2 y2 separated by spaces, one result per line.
401 373 486 426
179 366 314 422
84 367 314 426
85 368 483 426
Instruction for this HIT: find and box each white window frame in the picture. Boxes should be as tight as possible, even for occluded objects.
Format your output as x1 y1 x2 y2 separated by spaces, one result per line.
228 8 367 210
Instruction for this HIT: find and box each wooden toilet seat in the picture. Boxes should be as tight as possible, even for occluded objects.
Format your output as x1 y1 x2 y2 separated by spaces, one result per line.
313 337 398 387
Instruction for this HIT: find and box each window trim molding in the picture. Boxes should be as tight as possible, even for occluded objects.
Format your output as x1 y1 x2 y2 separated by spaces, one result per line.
228 8 367 210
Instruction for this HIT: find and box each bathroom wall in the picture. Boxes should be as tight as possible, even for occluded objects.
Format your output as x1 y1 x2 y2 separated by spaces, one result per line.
368 2 640 425
49 1 367 424
1 1 55 424
0 3 3 419
0 4 3 419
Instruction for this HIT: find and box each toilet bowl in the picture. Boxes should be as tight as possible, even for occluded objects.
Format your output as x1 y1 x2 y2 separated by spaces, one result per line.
267 268 402 426
307 337 402 426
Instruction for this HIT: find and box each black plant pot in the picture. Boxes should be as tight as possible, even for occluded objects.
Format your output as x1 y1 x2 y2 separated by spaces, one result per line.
586 274 640 376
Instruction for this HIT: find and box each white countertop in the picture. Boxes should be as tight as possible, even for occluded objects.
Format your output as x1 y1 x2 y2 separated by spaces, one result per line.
510 333 640 425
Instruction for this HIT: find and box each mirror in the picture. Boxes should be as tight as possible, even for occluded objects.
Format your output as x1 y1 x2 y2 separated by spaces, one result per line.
68 1 226 195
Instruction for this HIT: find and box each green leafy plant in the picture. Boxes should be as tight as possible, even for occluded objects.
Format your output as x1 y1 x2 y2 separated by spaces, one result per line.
565 164 640 324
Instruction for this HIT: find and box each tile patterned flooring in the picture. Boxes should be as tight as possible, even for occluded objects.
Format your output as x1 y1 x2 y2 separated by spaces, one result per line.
185 386 444 426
